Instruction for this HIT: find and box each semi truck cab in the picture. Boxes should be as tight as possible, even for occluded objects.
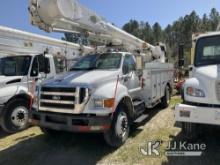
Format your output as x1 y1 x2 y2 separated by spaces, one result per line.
0 25 93 133
175 32 220 136
0 53 57 133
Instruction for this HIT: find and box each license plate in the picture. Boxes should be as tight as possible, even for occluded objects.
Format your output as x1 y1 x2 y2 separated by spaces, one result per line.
180 110 190 118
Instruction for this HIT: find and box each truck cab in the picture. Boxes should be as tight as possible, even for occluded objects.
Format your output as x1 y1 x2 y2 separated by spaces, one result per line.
30 50 173 147
175 32 220 137
0 53 58 133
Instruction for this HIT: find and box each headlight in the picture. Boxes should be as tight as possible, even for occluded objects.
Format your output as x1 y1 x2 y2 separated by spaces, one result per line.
94 98 115 108
186 87 205 97
94 99 104 108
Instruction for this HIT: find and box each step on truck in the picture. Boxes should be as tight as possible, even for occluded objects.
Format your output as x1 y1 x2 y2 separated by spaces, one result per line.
29 0 174 147
175 32 220 137
0 26 93 133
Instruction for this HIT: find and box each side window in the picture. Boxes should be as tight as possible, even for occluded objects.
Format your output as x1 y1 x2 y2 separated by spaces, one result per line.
123 55 136 75
4 59 16 76
30 55 50 77
31 56 38 77
129 55 136 71
45 57 51 73
38 55 46 73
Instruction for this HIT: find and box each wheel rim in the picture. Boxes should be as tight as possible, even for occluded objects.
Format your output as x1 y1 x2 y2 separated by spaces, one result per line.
115 111 129 140
11 106 28 127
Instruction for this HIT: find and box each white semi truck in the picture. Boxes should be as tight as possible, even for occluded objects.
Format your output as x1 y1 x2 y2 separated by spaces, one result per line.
0 26 93 133
28 0 174 147
175 32 220 137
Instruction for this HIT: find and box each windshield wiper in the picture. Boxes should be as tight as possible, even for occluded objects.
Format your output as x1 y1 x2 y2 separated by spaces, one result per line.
70 68 84 71
70 67 97 71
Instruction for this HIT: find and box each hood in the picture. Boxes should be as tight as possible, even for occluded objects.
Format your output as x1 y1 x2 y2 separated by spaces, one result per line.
189 65 220 104
195 65 220 80
43 70 121 88
0 76 23 87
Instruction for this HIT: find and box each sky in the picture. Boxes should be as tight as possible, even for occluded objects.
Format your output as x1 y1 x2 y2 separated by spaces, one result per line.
0 0 219 39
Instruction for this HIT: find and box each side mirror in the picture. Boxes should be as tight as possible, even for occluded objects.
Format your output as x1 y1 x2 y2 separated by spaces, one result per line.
188 65 193 71
188 65 193 78
179 59 185 67
44 58 50 74
31 68 39 77
123 65 129 75
135 56 143 77
136 56 143 70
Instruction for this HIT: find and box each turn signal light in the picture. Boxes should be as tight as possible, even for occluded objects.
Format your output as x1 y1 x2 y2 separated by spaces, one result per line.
104 98 115 108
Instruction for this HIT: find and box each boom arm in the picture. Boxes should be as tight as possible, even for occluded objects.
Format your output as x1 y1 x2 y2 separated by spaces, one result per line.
29 0 165 62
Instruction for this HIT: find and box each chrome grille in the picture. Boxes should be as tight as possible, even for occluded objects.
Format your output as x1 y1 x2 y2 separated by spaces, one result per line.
39 87 78 114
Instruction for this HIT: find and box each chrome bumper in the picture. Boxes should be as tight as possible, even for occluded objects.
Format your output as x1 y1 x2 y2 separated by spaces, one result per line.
30 108 112 133
175 103 220 126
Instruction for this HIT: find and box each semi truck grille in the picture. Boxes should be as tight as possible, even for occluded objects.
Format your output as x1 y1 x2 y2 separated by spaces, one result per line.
39 87 88 114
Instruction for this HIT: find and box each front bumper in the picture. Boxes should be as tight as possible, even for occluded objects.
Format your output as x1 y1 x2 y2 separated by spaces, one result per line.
29 108 112 133
175 103 220 126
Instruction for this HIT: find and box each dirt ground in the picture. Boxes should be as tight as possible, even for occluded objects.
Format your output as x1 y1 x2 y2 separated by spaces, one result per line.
0 96 220 165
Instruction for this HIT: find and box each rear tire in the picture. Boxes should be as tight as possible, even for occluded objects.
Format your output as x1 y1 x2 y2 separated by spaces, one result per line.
161 85 170 108
104 105 130 147
0 99 29 133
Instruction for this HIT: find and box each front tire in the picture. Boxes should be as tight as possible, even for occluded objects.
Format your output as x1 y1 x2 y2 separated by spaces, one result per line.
0 99 29 133
104 105 130 147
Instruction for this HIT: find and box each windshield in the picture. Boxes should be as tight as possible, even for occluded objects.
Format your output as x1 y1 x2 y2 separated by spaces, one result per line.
195 36 220 66
70 53 122 71
0 56 32 76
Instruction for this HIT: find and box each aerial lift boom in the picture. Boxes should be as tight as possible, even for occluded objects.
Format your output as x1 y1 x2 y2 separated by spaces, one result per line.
29 0 165 62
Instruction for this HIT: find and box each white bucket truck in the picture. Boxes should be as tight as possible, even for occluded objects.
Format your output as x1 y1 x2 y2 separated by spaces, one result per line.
0 26 93 133
28 0 174 147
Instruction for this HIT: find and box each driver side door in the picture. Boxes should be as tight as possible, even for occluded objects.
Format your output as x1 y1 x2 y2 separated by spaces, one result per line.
28 55 50 92
122 54 141 98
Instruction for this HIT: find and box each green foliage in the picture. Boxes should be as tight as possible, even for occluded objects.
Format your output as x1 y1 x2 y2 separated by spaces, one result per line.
62 8 220 67
122 8 220 66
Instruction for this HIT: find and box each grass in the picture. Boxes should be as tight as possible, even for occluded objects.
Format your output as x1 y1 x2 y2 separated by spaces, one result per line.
170 96 182 107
